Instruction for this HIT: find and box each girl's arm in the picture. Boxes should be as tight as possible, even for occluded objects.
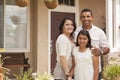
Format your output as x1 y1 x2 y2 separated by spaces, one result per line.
93 55 99 80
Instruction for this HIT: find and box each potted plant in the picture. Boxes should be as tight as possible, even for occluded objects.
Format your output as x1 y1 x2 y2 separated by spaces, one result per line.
103 65 120 80
14 68 33 80
0 53 10 80
44 0 58 9
15 0 30 7
102 53 120 80
34 72 54 80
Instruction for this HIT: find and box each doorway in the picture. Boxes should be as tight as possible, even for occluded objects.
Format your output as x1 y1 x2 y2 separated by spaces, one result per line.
51 11 75 73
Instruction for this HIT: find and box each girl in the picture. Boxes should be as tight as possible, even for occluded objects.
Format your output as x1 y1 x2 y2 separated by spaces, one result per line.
72 30 99 80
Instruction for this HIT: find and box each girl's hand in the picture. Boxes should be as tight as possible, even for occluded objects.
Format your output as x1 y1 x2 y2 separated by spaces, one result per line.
67 76 72 80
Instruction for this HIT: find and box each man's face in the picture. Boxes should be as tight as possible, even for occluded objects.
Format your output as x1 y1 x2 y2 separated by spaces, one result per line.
80 12 94 27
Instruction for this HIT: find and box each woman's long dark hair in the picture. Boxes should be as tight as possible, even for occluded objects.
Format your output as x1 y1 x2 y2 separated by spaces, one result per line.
58 17 76 39
76 30 92 48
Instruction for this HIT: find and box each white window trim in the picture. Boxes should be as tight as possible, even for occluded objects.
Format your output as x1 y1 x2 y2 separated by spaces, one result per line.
106 0 120 52
3 0 30 52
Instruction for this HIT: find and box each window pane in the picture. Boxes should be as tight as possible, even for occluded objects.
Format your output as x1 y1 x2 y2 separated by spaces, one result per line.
5 0 28 49
70 0 75 6
58 0 64 4
65 0 69 6
58 0 75 6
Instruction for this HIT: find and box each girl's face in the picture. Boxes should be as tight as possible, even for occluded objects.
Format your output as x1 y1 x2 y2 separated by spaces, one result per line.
63 20 74 34
78 34 88 48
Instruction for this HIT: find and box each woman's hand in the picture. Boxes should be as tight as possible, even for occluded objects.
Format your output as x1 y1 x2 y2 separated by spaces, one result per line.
67 76 72 80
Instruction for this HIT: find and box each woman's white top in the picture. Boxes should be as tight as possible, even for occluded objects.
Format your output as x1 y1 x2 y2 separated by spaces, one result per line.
56 34 74 62
54 34 75 80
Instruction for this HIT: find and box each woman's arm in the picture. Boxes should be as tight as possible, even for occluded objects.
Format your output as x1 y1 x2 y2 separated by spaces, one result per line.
69 55 75 77
93 56 99 80
60 56 69 75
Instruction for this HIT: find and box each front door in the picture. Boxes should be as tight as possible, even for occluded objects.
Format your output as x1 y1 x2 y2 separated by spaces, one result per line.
51 11 75 73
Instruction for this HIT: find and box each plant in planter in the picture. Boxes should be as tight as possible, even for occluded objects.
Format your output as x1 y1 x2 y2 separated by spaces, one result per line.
102 53 120 80
103 65 120 80
14 68 33 80
15 0 30 7
44 0 58 9
0 54 11 80
34 72 54 80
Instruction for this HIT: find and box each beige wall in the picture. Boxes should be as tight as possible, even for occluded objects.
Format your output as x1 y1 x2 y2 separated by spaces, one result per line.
26 0 49 73
26 0 106 73
37 0 49 73
79 0 105 30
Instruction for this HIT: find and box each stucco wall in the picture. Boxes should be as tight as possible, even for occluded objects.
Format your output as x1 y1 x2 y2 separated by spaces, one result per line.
37 0 49 73
26 0 49 73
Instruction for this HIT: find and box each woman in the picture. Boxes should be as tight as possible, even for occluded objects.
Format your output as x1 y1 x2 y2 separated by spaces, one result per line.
53 17 76 80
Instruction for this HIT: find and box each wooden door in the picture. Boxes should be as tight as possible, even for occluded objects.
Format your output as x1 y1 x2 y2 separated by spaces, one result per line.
51 12 75 73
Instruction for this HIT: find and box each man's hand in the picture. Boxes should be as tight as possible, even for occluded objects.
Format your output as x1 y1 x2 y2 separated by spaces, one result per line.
91 48 102 56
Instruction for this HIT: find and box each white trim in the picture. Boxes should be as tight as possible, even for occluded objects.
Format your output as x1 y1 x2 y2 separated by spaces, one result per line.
106 0 120 52
4 4 30 52
106 0 113 48
48 10 51 74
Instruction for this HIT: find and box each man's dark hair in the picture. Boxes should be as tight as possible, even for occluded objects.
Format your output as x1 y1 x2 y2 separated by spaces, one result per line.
80 8 93 17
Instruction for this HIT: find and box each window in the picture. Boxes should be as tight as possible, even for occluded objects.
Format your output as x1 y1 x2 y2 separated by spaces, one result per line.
58 0 75 6
0 0 30 52
107 0 120 52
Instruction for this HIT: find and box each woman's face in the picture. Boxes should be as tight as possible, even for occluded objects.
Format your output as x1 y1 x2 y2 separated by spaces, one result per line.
63 19 74 34
78 34 88 48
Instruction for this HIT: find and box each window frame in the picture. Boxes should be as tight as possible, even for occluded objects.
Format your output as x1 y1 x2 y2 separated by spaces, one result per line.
106 0 120 52
3 0 30 52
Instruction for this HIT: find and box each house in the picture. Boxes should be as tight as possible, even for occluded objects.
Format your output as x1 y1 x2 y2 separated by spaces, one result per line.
0 0 120 75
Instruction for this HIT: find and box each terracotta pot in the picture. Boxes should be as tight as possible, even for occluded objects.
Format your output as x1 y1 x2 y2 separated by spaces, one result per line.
15 0 30 7
0 73 3 80
44 0 58 9
0 67 3 80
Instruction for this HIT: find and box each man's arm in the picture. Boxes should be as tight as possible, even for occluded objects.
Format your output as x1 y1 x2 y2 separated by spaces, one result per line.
102 47 110 55
91 47 110 56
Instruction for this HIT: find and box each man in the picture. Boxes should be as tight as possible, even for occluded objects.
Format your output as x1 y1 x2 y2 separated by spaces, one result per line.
75 8 110 80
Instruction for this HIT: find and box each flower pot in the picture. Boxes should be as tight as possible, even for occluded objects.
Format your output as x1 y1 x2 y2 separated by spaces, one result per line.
0 67 3 80
0 73 3 80
15 0 30 7
44 0 58 9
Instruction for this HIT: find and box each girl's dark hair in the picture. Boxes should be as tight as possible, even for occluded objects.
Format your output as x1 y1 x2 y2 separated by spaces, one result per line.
59 17 76 38
76 30 92 48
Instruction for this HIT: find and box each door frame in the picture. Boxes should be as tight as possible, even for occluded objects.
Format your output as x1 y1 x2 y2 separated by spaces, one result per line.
48 0 80 73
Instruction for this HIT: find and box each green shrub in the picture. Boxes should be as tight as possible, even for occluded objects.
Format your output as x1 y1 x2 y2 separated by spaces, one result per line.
103 65 120 80
14 68 33 80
